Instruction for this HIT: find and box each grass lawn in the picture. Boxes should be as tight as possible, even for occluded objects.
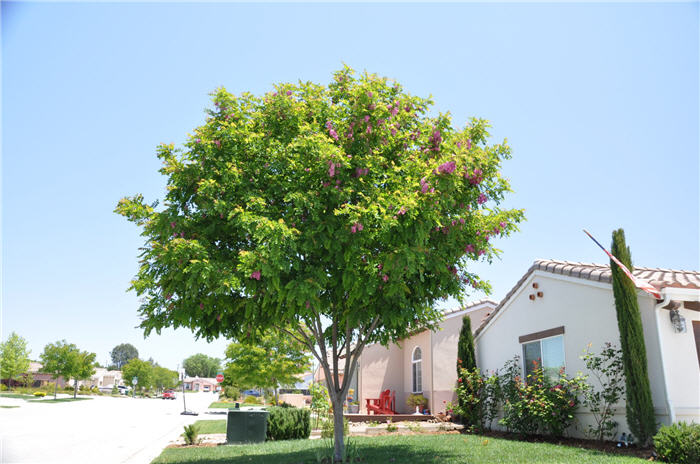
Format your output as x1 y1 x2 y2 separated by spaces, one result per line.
0 393 34 399
27 397 93 403
208 402 237 409
191 420 226 434
152 434 647 464
0 405 20 408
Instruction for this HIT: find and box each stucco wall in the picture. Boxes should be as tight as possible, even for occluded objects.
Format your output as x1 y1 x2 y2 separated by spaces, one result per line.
358 340 404 413
430 307 491 413
475 271 686 436
402 330 432 414
655 304 700 423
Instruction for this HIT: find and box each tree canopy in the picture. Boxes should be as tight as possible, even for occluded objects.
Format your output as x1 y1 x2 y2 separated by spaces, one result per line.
117 67 523 459
182 353 221 378
223 331 310 402
122 358 153 391
40 340 78 399
109 343 139 370
69 349 97 398
0 332 31 389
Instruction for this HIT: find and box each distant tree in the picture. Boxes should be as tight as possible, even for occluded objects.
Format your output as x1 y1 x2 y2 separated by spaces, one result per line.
122 358 153 393
610 229 656 445
224 331 310 404
40 340 78 399
69 350 97 399
152 366 179 392
109 343 139 370
183 353 220 378
0 332 31 390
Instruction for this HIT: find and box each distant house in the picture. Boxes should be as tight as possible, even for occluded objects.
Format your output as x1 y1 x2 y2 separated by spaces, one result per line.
356 299 497 414
476 259 700 435
76 368 123 390
182 376 220 392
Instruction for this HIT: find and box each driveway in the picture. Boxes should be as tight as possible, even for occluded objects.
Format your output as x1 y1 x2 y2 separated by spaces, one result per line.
0 392 219 464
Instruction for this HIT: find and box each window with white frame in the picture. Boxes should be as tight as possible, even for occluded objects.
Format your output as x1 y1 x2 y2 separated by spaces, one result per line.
411 347 422 393
521 331 565 382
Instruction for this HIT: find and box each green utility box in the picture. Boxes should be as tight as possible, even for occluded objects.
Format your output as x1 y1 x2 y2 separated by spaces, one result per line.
226 408 269 444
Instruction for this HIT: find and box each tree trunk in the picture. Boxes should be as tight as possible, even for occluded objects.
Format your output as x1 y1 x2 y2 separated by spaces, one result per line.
74 380 78 399
54 379 58 400
331 394 345 462
274 386 279 406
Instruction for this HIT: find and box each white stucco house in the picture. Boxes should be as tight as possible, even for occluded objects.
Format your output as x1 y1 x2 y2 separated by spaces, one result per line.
357 299 497 414
475 259 700 436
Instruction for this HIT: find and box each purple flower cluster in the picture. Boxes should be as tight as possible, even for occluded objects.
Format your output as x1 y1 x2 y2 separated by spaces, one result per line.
250 270 261 280
437 160 456 174
478 193 487 204
355 167 369 177
466 168 483 185
465 244 475 253
214 140 221 148
328 161 341 177
420 177 432 194
428 129 442 152
325 121 339 141
350 222 364 234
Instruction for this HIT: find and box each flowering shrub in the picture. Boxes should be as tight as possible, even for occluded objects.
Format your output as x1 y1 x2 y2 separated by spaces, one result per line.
580 343 625 441
500 361 586 437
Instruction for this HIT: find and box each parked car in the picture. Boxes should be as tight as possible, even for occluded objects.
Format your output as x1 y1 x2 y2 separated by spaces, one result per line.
162 390 176 400
118 385 131 395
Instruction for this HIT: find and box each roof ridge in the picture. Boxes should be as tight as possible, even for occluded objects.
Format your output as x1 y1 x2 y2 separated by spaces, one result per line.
533 258 699 274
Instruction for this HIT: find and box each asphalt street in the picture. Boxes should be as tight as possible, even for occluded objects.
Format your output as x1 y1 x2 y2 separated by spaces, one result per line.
0 392 218 464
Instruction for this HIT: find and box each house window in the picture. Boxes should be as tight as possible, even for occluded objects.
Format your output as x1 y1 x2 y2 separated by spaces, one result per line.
520 328 565 381
412 347 422 393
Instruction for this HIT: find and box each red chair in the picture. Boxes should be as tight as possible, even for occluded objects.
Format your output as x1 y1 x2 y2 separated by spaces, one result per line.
365 389 396 415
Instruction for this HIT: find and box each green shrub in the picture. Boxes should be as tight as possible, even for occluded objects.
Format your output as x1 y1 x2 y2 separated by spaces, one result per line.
182 424 199 446
406 394 429 409
0 384 7 391
33 391 46 397
321 417 349 439
266 406 311 440
222 386 240 401
654 422 700 464
243 395 260 404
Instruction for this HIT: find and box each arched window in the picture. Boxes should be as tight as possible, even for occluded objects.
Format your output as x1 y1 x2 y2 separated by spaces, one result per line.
411 347 422 393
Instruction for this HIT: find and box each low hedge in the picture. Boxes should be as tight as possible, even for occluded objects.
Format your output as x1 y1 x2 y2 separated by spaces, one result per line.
266 406 310 441
654 422 700 464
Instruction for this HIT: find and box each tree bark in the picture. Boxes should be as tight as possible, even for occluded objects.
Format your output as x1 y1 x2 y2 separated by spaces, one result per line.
331 393 345 462
74 380 77 399
54 379 58 400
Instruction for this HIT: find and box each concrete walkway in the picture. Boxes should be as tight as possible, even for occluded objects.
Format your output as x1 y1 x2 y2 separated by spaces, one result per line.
0 392 217 464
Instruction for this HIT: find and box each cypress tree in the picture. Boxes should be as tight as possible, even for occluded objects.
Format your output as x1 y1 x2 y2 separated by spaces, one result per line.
457 315 476 372
610 229 657 445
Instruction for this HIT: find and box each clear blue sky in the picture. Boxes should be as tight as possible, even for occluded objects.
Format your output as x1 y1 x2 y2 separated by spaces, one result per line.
2 2 698 371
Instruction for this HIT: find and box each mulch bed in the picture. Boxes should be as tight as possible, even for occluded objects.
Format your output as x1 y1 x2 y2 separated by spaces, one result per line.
467 429 656 460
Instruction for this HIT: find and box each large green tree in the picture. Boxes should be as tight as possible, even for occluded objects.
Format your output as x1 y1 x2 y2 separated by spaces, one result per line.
69 350 97 399
40 340 78 399
122 358 153 393
109 343 139 370
117 67 522 460
182 353 220 378
223 331 310 403
610 229 656 445
0 332 31 390
152 366 179 392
